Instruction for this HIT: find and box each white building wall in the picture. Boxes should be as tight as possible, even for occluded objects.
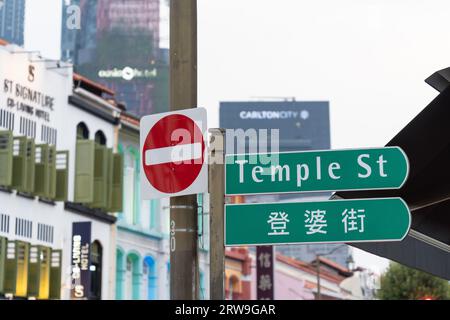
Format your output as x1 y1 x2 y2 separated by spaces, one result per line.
0 192 114 300
116 198 171 300
116 190 211 300
0 44 117 300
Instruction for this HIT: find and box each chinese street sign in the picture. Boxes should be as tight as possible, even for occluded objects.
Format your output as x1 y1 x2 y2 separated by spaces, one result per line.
225 147 409 196
225 198 411 246
256 246 274 300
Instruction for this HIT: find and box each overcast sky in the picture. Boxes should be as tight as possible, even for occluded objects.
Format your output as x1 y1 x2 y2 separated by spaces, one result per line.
23 0 450 275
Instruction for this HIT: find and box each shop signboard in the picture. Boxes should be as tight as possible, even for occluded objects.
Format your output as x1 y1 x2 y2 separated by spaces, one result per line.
71 222 91 299
256 246 274 300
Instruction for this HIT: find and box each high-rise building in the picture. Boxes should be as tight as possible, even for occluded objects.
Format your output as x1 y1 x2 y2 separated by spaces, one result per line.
61 0 168 117
219 101 352 268
0 0 25 46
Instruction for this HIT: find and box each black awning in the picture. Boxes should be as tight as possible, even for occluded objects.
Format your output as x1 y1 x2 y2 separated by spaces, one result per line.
336 79 450 279
351 233 450 280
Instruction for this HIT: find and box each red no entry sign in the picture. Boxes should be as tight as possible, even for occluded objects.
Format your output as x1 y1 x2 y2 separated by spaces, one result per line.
140 108 207 199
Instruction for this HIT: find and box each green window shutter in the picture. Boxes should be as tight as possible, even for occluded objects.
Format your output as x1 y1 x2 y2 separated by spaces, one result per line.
0 131 13 187
49 249 62 299
26 245 51 299
47 145 57 199
3 240 17 294
2 240 30 297
74 140 95 203
38 246 51 299
110 153 124 212
12 136 27 192
25 139 35 193
54 151 69 202
92 144 108 209
34 144 49 197
27 245 40 298
106 149 114 212
0 236 5 293
15 241 29 297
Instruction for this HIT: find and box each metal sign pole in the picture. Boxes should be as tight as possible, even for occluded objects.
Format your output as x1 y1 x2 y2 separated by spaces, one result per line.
209 128 225 300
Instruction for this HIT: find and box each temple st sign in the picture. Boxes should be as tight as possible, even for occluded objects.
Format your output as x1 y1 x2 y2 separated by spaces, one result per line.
225 147 409 195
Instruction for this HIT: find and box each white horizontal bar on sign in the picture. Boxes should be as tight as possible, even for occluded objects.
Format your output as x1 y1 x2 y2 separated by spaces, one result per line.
145 143 202 166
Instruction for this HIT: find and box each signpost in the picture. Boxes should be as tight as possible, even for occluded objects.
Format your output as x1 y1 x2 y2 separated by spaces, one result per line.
139 103 411 300
225 147 409 195
140 107 207 300
225 198 411 246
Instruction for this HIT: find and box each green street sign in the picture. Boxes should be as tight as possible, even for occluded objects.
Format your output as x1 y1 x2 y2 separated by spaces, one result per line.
225 147 409 196
225 198 411 246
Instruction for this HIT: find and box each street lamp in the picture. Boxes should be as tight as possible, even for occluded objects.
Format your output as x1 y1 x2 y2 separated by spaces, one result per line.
315 244 353 300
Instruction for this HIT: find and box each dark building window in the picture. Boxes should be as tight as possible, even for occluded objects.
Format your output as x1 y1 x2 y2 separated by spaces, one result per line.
19 117 36 139
76 122 89 140
94 130 106 146
0 213 10 234
37 223 54 244
41 125 57 145
89 240 102 300
0 109 15 130
15 217 32 238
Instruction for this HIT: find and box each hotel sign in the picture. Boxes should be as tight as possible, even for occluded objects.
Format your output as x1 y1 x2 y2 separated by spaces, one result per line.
71 222 91 299
2 78 55 122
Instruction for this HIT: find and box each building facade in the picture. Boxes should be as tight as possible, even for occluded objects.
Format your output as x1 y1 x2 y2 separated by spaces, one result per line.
340 267 380 300
96 0 159 53
0 0 25 46
221 248 372 300
61 0 169 117
250 254 358 300
115 112 168 300
0 40 123 300
114 112 210 300
225 248 252 300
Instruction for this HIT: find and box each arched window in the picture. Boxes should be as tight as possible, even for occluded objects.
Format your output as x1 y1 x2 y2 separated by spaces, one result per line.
94 130 107 146
125 253 141 300
115 248 125 300
143 256 157 300
76 122 89 140
90 240 103 300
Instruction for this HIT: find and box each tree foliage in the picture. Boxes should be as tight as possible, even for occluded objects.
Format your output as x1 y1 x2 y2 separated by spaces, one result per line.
377 262 450 300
